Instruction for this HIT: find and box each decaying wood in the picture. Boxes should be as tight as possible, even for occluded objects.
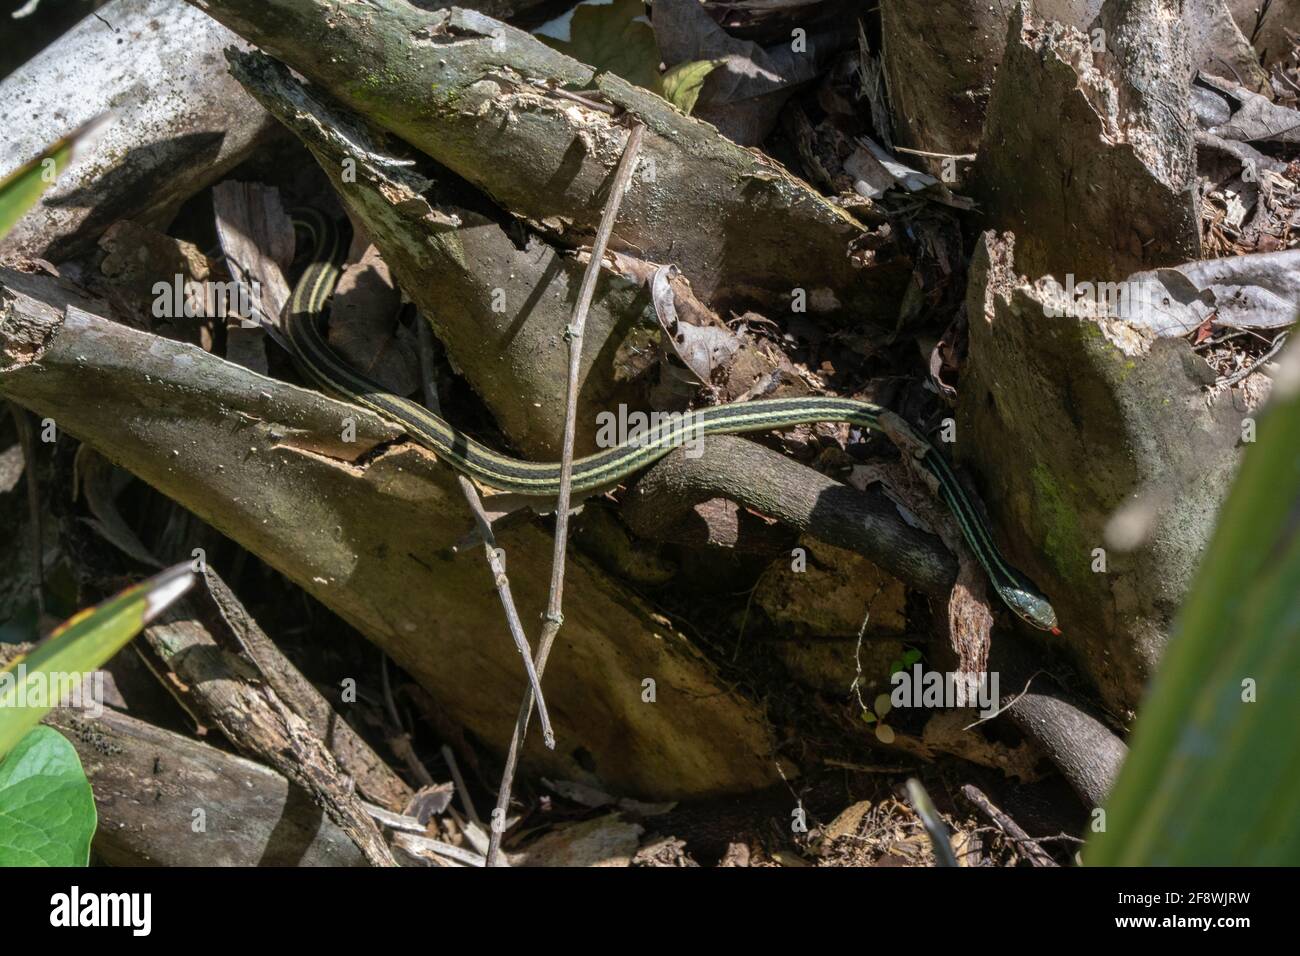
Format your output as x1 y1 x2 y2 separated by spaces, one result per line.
201 570 413 811
957 232 1246 719
43 707 369 866
0 268 782 799
0 0 278 261
622 435 1129 798
186 0 906 317
1 0 1230 848
140 575 398 866
882 0 1268 180
880 0 1012 163
143 566 410 811
975 0 1201 279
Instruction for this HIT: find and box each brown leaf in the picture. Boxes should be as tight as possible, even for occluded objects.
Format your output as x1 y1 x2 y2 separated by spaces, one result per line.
328 244 420 396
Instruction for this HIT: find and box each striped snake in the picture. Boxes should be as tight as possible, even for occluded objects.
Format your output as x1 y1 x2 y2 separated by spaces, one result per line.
283 210 1059 634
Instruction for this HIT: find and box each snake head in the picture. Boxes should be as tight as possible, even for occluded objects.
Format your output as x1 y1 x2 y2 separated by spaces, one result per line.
1003 586 1060 635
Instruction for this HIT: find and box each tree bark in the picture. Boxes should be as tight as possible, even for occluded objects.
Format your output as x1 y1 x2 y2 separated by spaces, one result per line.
957 232 1244 718
0 0 278 261
43 707 370 866
227 48 661 461
0 267 782 799
185 0 907 317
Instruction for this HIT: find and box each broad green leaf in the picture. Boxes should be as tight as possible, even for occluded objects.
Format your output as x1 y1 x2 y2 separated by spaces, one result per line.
662 59 723 115
0 726 96 867
537 0 664 95
0 115 110 241
0 563 195 759
1086 339 1300 865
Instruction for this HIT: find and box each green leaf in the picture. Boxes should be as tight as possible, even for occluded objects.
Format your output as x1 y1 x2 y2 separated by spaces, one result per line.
1086 339 1300 865
0 563 196 759
0 114 110 241
537 0 664 95
661 59 722 115
0 726 96 866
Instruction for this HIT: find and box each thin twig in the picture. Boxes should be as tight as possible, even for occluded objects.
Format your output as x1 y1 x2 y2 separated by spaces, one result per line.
822 758 917 774
486 123 647 867
389 831 488 867
963 669 1046 730
528 79 618 115
960 784 1058 867
892 145 976 161
441 743 482 829
1216 330 1289 388
414 319 555 748
380 650 436 787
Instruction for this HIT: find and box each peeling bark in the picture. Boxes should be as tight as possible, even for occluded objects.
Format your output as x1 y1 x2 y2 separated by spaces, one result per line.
975 0 1201 280
139 567 405 865
227 48 660 460
185 0 906 317
201 570 413 811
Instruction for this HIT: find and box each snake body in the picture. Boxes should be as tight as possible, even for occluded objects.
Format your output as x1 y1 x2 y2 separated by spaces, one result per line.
284 210 1059 633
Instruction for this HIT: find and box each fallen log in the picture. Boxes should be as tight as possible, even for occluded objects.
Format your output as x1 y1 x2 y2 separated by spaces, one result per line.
185 0 907 317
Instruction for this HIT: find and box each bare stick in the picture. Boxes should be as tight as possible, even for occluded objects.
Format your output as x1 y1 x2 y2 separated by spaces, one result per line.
380 651 436 788
892 145 976 161
486 123 646 867
1216 330 1290 388
441 743 482 829
414 319 555 748
960 784 1058 867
